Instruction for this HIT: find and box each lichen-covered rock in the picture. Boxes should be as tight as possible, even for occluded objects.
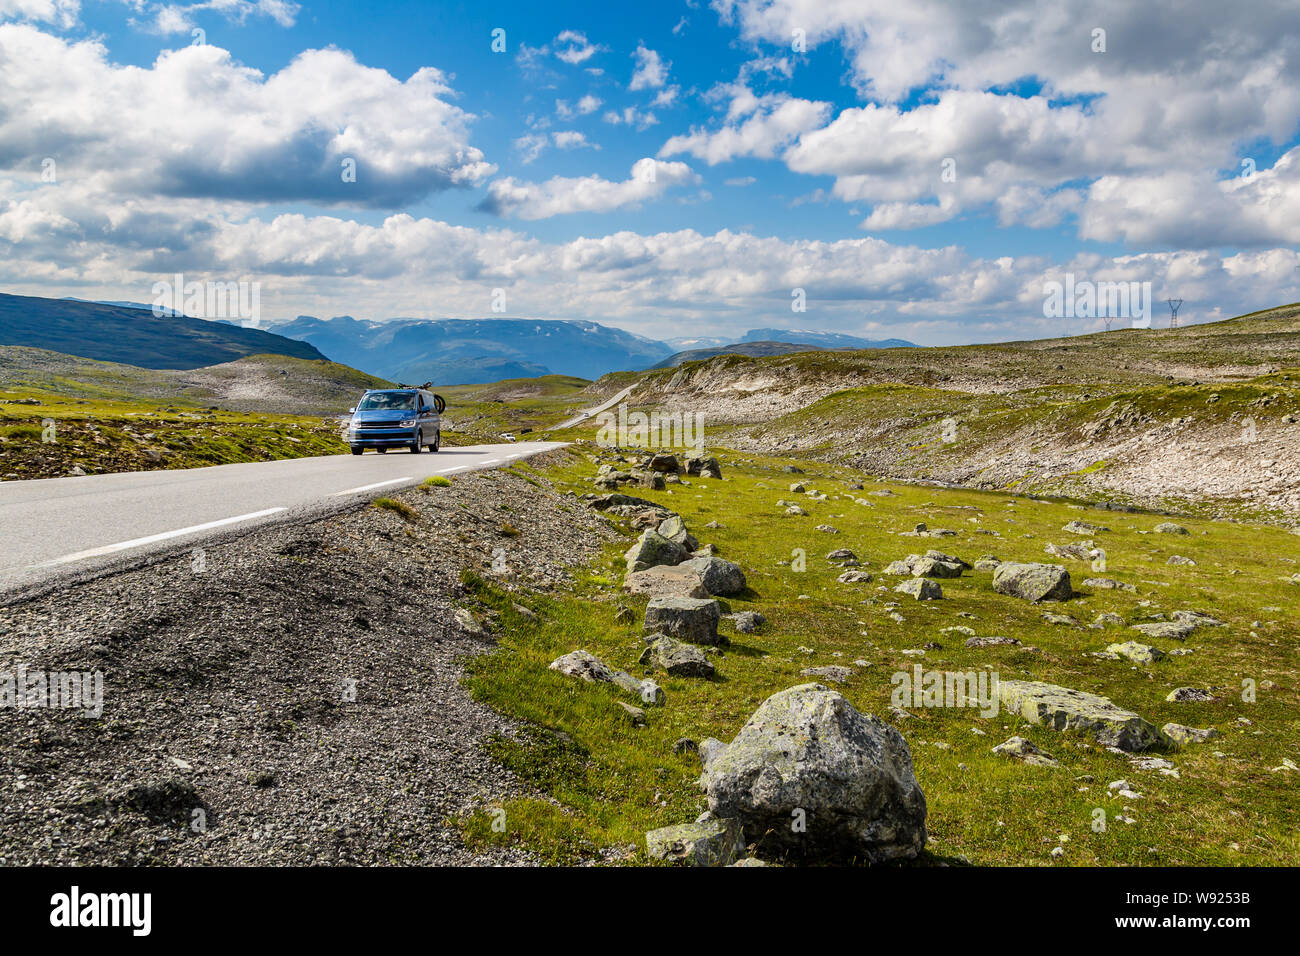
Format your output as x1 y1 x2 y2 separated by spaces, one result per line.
1155 522 1190 535
656 514 699 552
1170 610 1224 628
1093 612 1125 628
647 452 681 474
911 557 964 578
1161 723 1221 745
1106 641 1166 664
992 736 1059 767
1130 621 1194 640
1166 687 1215 702
679 555 746 596
800 665 854 684
639 634 716 678
685 455 722 479
883 560 913 575
894 578 942 600
644 596 724 646
624 529 687 574
548 650 665 706
704 683 927 862
837 570 874 584
1063 520 1110 535
992 562 1073 602
1083 577 1137 592
973 556 1002 572
622 564 709 599
646 817 744 866
997 680 1166 752
965 635 1021 648
732 610 766 634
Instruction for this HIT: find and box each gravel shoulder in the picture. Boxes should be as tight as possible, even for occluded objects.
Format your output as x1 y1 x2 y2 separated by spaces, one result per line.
0 451 613 865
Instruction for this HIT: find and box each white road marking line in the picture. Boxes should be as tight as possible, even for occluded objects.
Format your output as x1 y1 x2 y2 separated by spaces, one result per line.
33 507 289 567
331 477 413 496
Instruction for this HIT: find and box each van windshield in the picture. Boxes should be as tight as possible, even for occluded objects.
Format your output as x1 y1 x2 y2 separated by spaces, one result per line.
357 391 418 411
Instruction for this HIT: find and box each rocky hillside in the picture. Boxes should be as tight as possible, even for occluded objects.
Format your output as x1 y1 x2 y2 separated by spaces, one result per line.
594 305 1300 521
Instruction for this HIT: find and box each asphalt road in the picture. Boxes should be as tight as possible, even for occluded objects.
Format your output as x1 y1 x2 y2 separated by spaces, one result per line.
552 385 634 430
0 441 564 601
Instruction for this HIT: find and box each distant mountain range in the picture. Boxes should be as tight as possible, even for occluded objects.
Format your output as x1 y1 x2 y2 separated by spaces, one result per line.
261 315 674 386
2 292 917 385
0 293 325 369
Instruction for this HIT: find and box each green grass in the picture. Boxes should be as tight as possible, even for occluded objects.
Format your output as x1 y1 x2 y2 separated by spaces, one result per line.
422 475 452 488
372 497 419 522
459 442 1300 866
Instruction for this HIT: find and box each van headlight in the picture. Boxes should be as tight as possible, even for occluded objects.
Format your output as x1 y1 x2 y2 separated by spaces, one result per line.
399 419 416 427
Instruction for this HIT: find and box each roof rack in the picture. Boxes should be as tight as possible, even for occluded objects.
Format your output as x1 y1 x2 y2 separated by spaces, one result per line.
394 382 433 390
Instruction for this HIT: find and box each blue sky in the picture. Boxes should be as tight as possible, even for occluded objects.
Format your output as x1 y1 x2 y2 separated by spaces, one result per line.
3 0 1300 345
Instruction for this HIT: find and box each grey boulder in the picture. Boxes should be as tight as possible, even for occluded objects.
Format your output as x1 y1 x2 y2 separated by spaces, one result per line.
644 596 724 646
704 683 927 862
992 562 1073 602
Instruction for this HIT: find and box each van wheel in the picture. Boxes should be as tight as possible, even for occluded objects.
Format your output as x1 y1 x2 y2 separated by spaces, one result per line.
377 447 388 454
428 430 440 452
410 430 423 454
350 445 364 456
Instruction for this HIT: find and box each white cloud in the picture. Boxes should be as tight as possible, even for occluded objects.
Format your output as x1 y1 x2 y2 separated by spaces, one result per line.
552 131 597 151
0 25 493 207
478 159 698 220
553 29 603 65
140 0 300 35
659 84 830 164
0 0 78 27
629 43 668 90
603 106 658 130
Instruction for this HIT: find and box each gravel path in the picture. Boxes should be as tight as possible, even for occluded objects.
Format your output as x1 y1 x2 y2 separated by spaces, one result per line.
0 453 612 865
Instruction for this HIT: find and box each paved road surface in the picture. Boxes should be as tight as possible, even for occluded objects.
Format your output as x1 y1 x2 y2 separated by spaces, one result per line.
0 441 564 600
552 385 634 431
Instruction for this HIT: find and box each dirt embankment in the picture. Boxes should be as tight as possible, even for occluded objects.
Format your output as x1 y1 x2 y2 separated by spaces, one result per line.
0 454 612 865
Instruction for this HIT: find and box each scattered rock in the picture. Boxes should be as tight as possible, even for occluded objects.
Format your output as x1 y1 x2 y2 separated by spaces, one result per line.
732 610 766 634
549 650 665 705
1165 687 1215 703
992 736 1059 767
1155 523 1190 535
1063 520 1110 535
894 579 943 600
624 529 687 574
1167 555 1197 566
800 665 854 684
645 818 745 866
640 634 716 678
703 683 927 862
623 564 710 599
618 701 647 727
996 680 1167 752
964 636 1021 648
656 515 699 552
1161 723 1220 745
992 562 1072 602
644 596 724 646
1084 577 1137 593
1106 642 1166 664
837 570 874 584
679 555 747 596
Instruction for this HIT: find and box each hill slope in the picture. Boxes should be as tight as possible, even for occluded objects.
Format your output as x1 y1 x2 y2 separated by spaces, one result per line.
0 293 328 369
0 346 390 416
575 304 1300 521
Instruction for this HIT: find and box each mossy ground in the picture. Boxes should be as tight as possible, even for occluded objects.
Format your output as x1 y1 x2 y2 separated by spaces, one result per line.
460 443 1300 866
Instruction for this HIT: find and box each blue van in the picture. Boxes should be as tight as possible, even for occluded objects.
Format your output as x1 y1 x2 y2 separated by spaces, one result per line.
347 387 444 455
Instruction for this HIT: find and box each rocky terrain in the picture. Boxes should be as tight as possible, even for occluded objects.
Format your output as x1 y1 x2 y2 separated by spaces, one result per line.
0 456 612 865
579 306 1300 522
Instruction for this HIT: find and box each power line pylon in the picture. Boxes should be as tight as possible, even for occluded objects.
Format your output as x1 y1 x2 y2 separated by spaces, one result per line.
1167 298 1183 328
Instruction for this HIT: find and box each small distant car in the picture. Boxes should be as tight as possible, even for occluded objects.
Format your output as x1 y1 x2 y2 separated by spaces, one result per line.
347 387 444 455
500 432 517 443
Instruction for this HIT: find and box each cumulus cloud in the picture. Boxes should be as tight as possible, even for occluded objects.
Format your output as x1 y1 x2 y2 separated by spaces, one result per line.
553 29 603 65
710 0 1300 243
629 43 668 90
140 0 300 35
0 26 493 208
659 84 830 164
477 159 698 220
0 0 77 27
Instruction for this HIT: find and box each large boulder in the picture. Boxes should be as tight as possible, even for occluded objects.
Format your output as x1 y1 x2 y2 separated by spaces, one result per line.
639 634 716 678
992 562 1073 602
647 452 681 473
685 455 722 479
624 529 687 574
679 555 746 596
704 684 927 862
646 817 744 866
1106 641 1166 664
656 514 699 552
895 579 942 600
622 564 709 599
548 650 665 706
644 596 724 646
910 557 963 578
996 680 1167 752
